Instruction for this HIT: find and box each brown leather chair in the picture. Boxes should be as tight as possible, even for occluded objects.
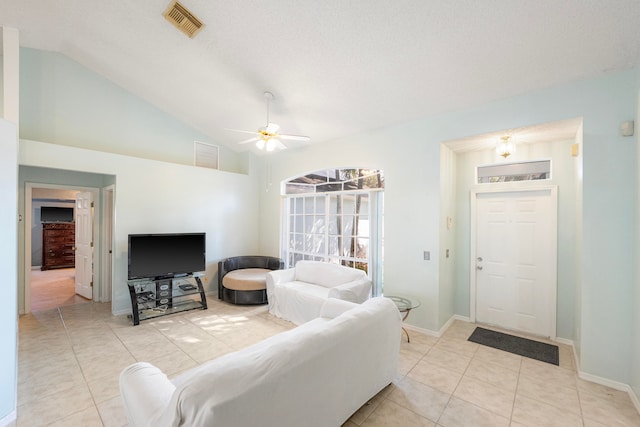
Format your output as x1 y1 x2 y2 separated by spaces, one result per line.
217 256 283 305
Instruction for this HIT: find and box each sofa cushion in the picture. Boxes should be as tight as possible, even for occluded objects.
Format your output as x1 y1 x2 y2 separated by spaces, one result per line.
222 268 270 291
272 281 332 324
294 260 366 288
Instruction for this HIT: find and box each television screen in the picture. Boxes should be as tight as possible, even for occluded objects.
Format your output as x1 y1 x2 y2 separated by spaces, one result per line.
41 206 74 222
128 233 206 279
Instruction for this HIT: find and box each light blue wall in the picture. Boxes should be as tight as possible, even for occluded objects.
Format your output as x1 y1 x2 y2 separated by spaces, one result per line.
11 44 639 397
19 48 247 174
0 119 18 423
259 70 637 385
578 73 637 384
632 83 640 404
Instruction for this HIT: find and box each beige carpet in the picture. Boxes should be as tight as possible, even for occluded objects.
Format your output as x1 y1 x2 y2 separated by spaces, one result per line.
30 268 90 311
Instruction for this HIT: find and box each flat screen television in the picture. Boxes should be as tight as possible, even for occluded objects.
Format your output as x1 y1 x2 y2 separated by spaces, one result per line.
128 233 206 280
41 206 74 222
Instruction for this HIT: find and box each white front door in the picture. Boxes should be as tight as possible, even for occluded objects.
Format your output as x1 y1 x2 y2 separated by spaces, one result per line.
474 188 557 338
75 191 93 300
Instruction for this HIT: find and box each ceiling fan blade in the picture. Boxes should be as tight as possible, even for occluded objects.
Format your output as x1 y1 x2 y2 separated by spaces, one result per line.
237 137 260 144
265 122 280 134
279 134 311 142
275 140 287 150
225 128 261 135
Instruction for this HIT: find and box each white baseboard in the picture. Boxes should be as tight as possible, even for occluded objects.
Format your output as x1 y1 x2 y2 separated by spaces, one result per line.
0 409 16 426
578 370 640 414
112 308 131 316
403 323 439 337
631 386 640 415
404 314 471 338
439 314 471 336
578 371 630 392
553 336 573 346
552 338 640 415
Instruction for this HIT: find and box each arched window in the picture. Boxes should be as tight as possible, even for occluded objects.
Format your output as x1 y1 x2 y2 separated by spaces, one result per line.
281 168 384 295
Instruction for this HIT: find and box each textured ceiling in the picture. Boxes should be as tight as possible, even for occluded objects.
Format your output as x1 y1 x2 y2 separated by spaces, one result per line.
2 1 640 152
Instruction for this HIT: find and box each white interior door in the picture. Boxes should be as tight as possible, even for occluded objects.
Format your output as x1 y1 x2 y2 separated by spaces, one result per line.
75 191 93 299
475 189 557 338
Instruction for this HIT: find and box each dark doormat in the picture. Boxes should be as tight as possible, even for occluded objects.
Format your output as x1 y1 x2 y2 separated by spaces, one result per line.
468 327 559 366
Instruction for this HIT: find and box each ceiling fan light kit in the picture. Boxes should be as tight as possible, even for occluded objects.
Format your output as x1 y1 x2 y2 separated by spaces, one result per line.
231 91 310 152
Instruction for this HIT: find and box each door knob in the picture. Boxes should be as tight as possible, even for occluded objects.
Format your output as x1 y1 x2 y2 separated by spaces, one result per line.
477 266 483 270
477 257 483 262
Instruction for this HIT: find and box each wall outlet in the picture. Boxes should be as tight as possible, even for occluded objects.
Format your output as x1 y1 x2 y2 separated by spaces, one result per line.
423 251 430 260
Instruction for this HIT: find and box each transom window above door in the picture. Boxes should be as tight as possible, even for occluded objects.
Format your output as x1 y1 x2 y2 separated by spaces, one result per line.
477 160 551 184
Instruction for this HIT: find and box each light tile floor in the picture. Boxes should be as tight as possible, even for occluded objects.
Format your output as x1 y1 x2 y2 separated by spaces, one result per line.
30 268 90 312
15 298 640 426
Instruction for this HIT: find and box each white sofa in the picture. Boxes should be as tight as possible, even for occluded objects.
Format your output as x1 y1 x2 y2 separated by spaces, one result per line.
266 260 372 325
120 297 401 427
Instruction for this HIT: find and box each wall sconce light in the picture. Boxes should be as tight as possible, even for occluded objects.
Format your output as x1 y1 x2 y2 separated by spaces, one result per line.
496 135 515 158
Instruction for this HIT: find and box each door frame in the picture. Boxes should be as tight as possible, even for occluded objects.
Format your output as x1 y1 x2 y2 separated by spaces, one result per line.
24 183 100 314
469 183 558 339
100 185 115 303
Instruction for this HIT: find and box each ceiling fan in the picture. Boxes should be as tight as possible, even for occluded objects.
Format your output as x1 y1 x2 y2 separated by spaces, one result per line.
230 91 310 152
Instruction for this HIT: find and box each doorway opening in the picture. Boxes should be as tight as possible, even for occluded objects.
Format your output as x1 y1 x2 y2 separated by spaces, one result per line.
440 117 582 340
25 184 101 313
30 268 88 311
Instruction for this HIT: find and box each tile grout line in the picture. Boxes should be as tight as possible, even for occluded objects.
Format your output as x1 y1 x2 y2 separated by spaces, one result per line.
509 355 522 426
58 305 108 427
434 335 462 426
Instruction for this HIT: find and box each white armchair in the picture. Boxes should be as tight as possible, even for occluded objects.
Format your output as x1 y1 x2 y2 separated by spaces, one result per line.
266 260 372 325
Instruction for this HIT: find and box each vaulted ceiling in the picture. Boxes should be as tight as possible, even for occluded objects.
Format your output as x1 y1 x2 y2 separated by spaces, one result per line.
2 1 640 152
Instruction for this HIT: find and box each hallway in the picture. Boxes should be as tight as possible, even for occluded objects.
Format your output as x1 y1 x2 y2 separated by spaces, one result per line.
30 268 90 312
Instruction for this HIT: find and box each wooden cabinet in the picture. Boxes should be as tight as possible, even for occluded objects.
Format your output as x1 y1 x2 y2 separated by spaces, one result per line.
42 222 75 270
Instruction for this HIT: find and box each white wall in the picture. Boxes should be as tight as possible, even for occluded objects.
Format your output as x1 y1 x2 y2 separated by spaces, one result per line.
439 145 457 328
19 140 263 314
259 69 637 385
0 119 18 424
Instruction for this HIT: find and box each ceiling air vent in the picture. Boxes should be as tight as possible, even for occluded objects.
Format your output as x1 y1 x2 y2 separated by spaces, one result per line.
163 1 204 38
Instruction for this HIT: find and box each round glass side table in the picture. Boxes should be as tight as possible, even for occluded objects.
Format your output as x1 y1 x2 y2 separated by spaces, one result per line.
386 295 421 343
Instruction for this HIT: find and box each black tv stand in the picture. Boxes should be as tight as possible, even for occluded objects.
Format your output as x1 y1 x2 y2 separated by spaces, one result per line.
127 274 208 325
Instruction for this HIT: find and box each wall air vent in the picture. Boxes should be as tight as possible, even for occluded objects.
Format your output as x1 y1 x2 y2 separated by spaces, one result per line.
163 1 204 39
194 141 219 170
